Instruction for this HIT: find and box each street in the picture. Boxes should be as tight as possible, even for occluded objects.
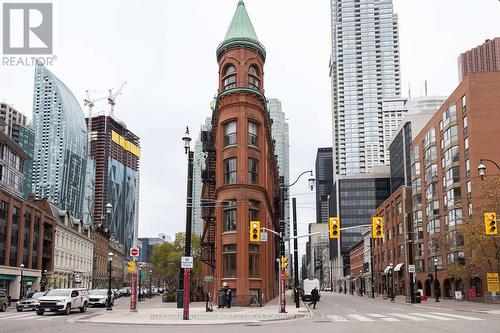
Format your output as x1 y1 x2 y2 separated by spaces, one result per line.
1 292 499 332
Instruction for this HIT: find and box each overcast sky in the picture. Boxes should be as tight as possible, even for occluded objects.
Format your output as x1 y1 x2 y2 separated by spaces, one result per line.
1 0 499 259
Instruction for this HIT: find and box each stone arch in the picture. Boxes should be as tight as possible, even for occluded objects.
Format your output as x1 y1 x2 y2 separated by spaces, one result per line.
424 279 431 296
444 279 453 298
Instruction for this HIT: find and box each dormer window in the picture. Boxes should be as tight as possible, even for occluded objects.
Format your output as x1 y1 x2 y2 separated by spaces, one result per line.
248 65 260 90
223 64 237 90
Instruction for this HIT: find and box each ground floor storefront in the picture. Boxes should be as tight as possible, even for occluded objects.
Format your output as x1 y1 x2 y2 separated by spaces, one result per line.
0 265 43 301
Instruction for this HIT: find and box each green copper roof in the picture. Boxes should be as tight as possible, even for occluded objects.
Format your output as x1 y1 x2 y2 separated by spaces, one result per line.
224 1 259 42
217 1 266 60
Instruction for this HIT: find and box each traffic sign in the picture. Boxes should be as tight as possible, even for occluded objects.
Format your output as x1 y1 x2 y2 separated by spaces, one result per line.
130 247 140 257
181 256 193 269
408 265 416 273
261 231 268 242
321 230 329 241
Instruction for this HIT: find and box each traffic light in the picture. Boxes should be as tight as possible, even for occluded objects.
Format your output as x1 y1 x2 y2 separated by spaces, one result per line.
281 257 289 269
128 261 136 273
329 217 340 239
372 217 384 239
250 221 260 242
484 212 497 235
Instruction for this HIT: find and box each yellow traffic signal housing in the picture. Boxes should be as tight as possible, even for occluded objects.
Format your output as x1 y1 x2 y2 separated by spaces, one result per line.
372 217 384 239
250 221 261 242
329 217 340 239
281 257 289 269
484 212 497 235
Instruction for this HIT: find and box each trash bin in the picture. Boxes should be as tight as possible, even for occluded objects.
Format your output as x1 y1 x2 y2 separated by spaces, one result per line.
413 291 421 303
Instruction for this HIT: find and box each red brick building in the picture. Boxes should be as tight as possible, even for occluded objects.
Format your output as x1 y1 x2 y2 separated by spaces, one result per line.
458 37 500 82
372 186 412 297
348 240 365 294
202 1 279 306
409 71 500 302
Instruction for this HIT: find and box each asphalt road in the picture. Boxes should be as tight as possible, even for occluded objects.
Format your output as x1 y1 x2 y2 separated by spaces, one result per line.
1 293 499 333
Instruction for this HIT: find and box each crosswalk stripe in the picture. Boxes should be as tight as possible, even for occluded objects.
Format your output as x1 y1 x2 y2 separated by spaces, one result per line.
348 314 374 322
325 314 348 322
34 315 61 320
429 312 483 321
367 314 399 321
389 313 427 321
409 313 454 321
0 313 34 320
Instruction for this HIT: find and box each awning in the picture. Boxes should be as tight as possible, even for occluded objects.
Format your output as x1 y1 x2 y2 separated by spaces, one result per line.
384 265 391 274
0 274 17 281
22 276 37 283
394 263 404 272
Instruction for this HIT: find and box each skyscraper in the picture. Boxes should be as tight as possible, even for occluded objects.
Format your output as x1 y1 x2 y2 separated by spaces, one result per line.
32 65 88 219
315 148 333 224
268 98 290 236
0 103 35 198
87 115 140 255
330 0 401 175
192 117 211 236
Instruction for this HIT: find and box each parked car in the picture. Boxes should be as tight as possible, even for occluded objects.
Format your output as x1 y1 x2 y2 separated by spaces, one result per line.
0 291 8 312
88 289 113 307
36 288 89 315
16 291 47 312
118 288 130 297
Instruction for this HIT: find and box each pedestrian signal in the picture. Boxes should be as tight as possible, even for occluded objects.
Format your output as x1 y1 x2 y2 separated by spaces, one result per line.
329 217 340 239
250 221 261 242
484 212 497 235
372 217 384 239
281 257 289 269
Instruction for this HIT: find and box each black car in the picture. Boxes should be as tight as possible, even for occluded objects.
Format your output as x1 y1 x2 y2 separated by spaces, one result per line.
16 291 48 312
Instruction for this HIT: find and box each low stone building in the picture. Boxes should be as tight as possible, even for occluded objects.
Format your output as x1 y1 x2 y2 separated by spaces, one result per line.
51 205 94 289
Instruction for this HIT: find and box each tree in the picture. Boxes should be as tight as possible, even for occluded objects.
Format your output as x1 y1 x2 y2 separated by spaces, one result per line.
150 233 202 294
438 176 500 287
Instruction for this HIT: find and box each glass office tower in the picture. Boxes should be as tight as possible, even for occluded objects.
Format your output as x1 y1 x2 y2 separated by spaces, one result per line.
330 0 401 175
32 65 88 219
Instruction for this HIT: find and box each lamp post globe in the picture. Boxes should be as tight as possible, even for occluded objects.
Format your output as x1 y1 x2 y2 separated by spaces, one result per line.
308 176 316 191
182 126 191 154
106 252 114 311
478 161 486 180
106 203 112 214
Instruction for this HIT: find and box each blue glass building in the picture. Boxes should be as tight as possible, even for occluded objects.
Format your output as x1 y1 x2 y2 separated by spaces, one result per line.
32 65 88 219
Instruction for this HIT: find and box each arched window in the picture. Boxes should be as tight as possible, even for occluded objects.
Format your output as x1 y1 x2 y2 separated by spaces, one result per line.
223 64 237 90
248 65 260 90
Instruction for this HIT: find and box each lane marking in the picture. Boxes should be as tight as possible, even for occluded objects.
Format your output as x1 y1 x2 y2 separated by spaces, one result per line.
367 313 399 321
409 313 454 321
0 313 35 320
348 314 374 321
325 314 348 322
429 312 484 321
389 313 427 321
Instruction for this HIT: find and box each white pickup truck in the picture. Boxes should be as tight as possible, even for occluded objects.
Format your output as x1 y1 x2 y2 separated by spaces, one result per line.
36 288 89 315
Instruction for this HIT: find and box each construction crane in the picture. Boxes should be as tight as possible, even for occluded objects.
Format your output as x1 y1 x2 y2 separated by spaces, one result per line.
108 81 127 119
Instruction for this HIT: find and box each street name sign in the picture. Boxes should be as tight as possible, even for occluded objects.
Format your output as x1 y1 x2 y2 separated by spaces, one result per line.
204 275 215 282
181 256 193 269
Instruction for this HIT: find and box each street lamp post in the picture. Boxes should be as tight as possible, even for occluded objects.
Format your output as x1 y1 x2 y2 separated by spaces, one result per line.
149 270 153 298
19 264 24 300
434 258 439 302
180 126 194 320
41 269 47 292
107 251 114 311
389 263 395 302
138 263 143 302
285 171 314 309
478 159 500 180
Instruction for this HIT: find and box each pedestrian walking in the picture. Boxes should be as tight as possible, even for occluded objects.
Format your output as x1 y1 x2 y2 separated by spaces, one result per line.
308 287 319 309
226 288 232 308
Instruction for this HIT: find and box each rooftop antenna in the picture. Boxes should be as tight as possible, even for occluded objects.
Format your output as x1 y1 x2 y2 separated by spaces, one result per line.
408 82 411 99
424 80 428 97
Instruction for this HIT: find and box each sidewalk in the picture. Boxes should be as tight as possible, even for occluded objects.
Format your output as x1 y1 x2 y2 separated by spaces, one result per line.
343 292 500 314
71 292 310 326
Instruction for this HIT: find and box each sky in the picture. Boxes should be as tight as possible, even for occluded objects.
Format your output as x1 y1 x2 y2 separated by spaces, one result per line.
1 0 499 261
